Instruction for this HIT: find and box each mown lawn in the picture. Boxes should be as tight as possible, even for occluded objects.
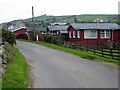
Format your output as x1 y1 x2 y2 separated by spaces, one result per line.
19 40 119 65
2 49 29 88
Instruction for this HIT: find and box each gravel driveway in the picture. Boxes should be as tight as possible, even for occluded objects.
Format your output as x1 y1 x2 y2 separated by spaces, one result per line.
16 41 118 88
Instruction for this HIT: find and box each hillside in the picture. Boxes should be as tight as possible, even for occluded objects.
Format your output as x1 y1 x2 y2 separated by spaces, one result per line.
23 14 118 26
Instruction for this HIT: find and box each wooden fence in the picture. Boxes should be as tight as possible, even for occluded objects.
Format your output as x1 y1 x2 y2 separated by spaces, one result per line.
62 42 120 60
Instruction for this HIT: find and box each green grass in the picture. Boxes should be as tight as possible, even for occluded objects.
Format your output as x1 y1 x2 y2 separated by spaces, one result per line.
19 40 119 65
0 79 2 89
2 49 29 88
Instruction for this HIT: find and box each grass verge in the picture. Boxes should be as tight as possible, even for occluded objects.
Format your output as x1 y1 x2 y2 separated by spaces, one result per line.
0 79 2 89
18 39 119 65
2 49 29 88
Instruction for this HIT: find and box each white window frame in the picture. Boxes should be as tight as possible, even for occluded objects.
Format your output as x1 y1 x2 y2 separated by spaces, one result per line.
100 30 110 38
73 31 76 38
84 30 97 39
77 31 80 38
69 31 71 38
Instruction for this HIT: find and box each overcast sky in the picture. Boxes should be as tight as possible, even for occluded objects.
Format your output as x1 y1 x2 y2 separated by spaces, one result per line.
0 0 119 23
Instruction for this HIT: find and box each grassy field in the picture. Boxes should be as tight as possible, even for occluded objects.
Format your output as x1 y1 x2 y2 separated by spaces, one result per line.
2 49 29 88
19 40 119 65
24 14 118 27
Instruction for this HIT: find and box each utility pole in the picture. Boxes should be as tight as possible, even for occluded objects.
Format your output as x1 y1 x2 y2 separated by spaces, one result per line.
32 6 35 40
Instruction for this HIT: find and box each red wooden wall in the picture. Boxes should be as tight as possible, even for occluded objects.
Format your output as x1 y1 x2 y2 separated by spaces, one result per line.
68 26 120 44
13 28 28 39
113 30 120 42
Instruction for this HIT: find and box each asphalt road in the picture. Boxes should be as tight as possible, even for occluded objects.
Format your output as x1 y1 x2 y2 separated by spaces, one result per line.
16 41 118 88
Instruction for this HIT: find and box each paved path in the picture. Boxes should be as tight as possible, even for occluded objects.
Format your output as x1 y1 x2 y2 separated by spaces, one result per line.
17 41 118 88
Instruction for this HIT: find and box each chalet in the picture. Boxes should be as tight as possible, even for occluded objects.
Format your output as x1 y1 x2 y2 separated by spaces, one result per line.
47 25 68 40
47 25 68 35
8 20 47 40
50 22 67 26
67 23 120 45
8 20 29 39
25 22 46 35
24 22 47 40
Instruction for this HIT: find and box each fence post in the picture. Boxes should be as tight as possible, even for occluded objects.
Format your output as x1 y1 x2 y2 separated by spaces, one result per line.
86 41 88 52
94 47 96 54
110 48 113 59
102 48 103 57
86 44 88 52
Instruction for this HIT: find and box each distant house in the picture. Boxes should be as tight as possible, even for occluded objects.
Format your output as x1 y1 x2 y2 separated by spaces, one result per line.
50 22 67 26
93 18 108 22
8 20 29 39
47 25 68 40
25 23 47 40
47 25 68 35
8 20 47 40
67 23 120 45
26 24 46 35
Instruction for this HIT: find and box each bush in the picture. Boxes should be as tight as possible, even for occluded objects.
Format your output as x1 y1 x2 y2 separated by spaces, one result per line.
44 35 62 45
3 42 16 63
44 35 51 43
2 29 16 45
51 36 62 45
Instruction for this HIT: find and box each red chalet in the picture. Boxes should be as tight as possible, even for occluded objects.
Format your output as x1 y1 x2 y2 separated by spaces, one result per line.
8 20 29 40
67 23 120 46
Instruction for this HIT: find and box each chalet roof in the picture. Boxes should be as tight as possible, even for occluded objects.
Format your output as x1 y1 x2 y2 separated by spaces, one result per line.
24 22 46 32
8 20 46 32
8 20 27 32
27 26 46 32
70 23 119 30
0 23 8 30
47 25 68 31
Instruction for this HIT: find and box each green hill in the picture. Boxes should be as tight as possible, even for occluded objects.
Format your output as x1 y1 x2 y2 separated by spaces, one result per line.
23 14 118 26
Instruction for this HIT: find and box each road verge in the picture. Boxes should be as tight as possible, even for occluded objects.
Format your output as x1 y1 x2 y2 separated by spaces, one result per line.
2 48 30 88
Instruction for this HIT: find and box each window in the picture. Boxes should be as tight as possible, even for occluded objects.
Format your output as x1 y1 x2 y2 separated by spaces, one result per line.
73 31 76 38
69 31 71 38
100 30 110 38
100 30 105 38
106 30 110 38
84 30 97 38
77 31 80 38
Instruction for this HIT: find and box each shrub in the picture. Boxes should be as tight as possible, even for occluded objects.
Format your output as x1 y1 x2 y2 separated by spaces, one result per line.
44 35 62 45
3 42 16 63
2 29 16 45
51 36 62 45
44 35 51 43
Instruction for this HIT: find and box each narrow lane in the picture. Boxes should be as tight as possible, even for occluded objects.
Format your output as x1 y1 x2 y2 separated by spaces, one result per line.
17 41 118 88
